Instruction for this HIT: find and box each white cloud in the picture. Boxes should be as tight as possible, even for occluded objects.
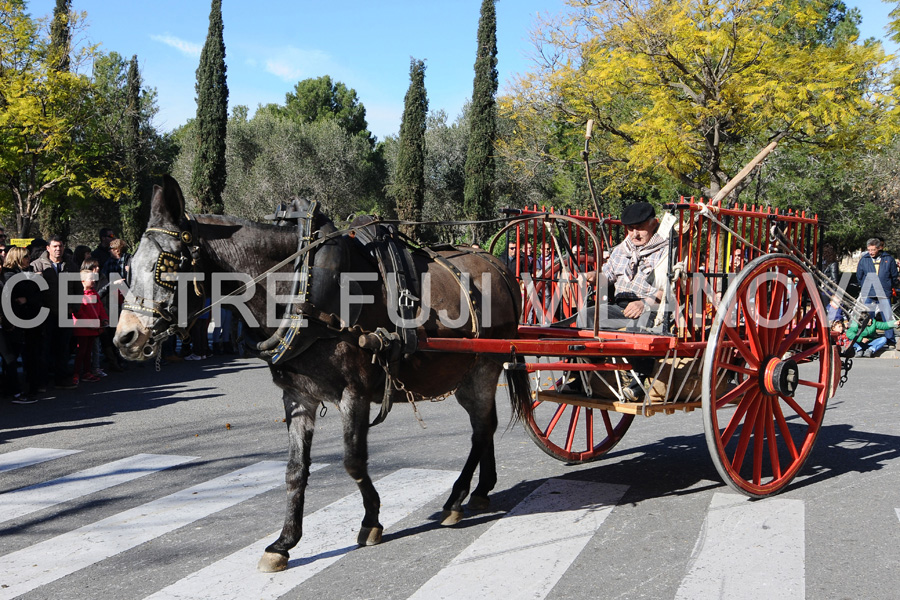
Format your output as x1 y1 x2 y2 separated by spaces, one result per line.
150 34 202 58
263 47 337 83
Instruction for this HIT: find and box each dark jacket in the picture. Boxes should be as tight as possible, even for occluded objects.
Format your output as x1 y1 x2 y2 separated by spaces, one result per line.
92 245 112 268
0 267 43 326
856 251 899 299
30 251 79 317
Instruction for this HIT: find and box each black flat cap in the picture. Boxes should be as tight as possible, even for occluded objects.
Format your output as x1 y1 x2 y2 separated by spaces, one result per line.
620 202 655 226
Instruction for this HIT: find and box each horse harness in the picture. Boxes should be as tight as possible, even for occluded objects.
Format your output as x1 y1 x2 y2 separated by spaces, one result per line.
126 204 488 425
123 216 206 349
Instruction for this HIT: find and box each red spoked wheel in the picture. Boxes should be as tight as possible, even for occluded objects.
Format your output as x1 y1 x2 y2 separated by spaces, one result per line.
702 254 832 497
525 357 634 463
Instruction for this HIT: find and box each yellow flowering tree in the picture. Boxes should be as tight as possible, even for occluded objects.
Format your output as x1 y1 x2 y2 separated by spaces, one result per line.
501 0 895 204
0 1 124 236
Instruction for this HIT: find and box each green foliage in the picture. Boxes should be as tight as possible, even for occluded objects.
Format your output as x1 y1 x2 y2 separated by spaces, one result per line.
275 75 373 145
191 0 228 214
463 0 498 243
391 58 428 238
173 108 381 223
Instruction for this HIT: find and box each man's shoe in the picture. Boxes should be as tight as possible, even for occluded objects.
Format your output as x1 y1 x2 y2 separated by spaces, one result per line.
82 373 101 382
863 348 875 358
11 394 37 404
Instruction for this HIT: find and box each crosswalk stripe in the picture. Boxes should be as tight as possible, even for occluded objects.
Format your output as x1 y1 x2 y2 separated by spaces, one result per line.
143 468 459 600
0 448 80 473
408 478 628 600
0 454 198 524
675 492 805 600
0 460 304 600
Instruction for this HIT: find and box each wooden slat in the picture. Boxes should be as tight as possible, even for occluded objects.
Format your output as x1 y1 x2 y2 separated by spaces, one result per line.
536 390 702 417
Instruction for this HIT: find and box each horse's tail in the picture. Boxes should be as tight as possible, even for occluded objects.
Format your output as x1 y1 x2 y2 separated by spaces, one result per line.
504 358 533 425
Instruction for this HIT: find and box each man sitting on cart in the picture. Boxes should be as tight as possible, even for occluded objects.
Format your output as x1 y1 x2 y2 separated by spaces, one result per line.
580 201 668 330
571 201 668 401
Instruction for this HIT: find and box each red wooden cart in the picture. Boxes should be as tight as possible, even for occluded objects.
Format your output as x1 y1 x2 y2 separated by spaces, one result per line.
419 198 845 498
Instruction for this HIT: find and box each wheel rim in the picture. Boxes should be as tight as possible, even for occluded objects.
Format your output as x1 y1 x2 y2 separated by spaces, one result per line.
702 254 830 496
526 357 634 463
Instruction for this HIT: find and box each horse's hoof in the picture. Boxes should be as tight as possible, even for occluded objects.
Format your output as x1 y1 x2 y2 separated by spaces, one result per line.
357 524 383 546
440 509 464 526
468 495 490 511
257 551 288 573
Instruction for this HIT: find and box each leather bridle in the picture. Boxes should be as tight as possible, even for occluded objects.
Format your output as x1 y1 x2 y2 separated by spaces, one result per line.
122 218 204 356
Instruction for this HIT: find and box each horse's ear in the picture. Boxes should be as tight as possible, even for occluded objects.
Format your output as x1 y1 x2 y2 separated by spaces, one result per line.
149 175 186 226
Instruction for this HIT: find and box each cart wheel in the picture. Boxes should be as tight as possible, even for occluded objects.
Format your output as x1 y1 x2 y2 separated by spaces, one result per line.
702 254 831 497
525 357 634 463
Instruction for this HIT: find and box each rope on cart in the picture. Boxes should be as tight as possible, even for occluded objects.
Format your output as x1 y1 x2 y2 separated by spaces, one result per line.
770 227 871 322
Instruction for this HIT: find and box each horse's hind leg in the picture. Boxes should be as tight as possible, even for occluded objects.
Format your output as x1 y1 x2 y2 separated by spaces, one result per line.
341 388 383 546
258 389 317 572
441 359 501 526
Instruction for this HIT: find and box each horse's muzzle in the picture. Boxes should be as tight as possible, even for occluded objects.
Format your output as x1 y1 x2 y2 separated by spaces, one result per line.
114 312 156 361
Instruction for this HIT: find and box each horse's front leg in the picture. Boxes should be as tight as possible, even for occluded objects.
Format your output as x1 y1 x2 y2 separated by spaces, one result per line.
341 387 383 546
258 389 317 572
441 360 501 525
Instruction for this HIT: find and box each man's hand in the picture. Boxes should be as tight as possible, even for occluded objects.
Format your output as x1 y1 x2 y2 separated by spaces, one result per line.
623 300 645 319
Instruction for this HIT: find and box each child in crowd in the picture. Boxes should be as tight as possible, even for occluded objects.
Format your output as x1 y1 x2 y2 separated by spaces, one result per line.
72 266 109 384
842 316 897 358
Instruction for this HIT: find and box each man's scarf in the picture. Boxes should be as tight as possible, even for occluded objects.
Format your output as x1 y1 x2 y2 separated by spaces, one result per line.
624 232 667 278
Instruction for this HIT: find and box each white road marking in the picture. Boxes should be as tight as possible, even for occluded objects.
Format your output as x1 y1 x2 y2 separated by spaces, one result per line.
0 460 306 600
143 468 459 600
675 492 805 600
0 448 80 473
408 478 628 600
0 453 197 524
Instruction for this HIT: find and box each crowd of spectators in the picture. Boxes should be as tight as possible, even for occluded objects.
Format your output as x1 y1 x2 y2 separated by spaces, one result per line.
0 227 134 404
0 226 242 405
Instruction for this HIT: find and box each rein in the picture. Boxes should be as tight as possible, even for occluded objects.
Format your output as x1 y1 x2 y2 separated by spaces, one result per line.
183 212 542 324
132 212 543 355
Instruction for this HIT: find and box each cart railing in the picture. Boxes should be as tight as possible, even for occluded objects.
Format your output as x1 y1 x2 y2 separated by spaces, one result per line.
495 199 823 344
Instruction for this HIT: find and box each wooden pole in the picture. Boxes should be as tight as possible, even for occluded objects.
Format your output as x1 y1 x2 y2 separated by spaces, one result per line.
709 141 778 207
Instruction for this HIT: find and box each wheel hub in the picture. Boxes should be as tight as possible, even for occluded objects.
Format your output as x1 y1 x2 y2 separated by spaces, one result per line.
761 356 799 396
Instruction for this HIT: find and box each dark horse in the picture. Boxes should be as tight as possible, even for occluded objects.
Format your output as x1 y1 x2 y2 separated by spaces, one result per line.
114 176 526 572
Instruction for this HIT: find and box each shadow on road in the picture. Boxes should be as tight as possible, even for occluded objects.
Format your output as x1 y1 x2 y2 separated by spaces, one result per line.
0 357 267 443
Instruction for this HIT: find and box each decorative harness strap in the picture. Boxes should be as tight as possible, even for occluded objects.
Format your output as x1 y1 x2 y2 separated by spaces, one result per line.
123 219 204 336
254 199 324 365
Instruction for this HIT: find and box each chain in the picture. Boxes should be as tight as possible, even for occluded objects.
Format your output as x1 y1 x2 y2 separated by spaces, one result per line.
839 355 853 388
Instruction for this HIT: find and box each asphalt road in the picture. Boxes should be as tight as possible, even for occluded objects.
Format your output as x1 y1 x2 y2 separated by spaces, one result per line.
1 353 898 600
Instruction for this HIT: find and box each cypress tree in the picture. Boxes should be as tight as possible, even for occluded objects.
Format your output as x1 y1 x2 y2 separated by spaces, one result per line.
393 58 428 239
39 0 72 240
191 0 228 214
463 0 498 244
49 0 71 72
119 55 145 247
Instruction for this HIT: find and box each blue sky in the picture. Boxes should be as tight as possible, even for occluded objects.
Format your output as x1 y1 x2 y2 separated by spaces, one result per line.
24 0 900 141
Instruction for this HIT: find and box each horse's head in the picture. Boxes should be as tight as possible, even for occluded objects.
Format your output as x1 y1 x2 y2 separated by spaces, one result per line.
114 176 205 360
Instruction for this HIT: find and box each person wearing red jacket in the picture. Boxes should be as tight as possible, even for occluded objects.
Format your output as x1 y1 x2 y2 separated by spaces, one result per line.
72 267 109 385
